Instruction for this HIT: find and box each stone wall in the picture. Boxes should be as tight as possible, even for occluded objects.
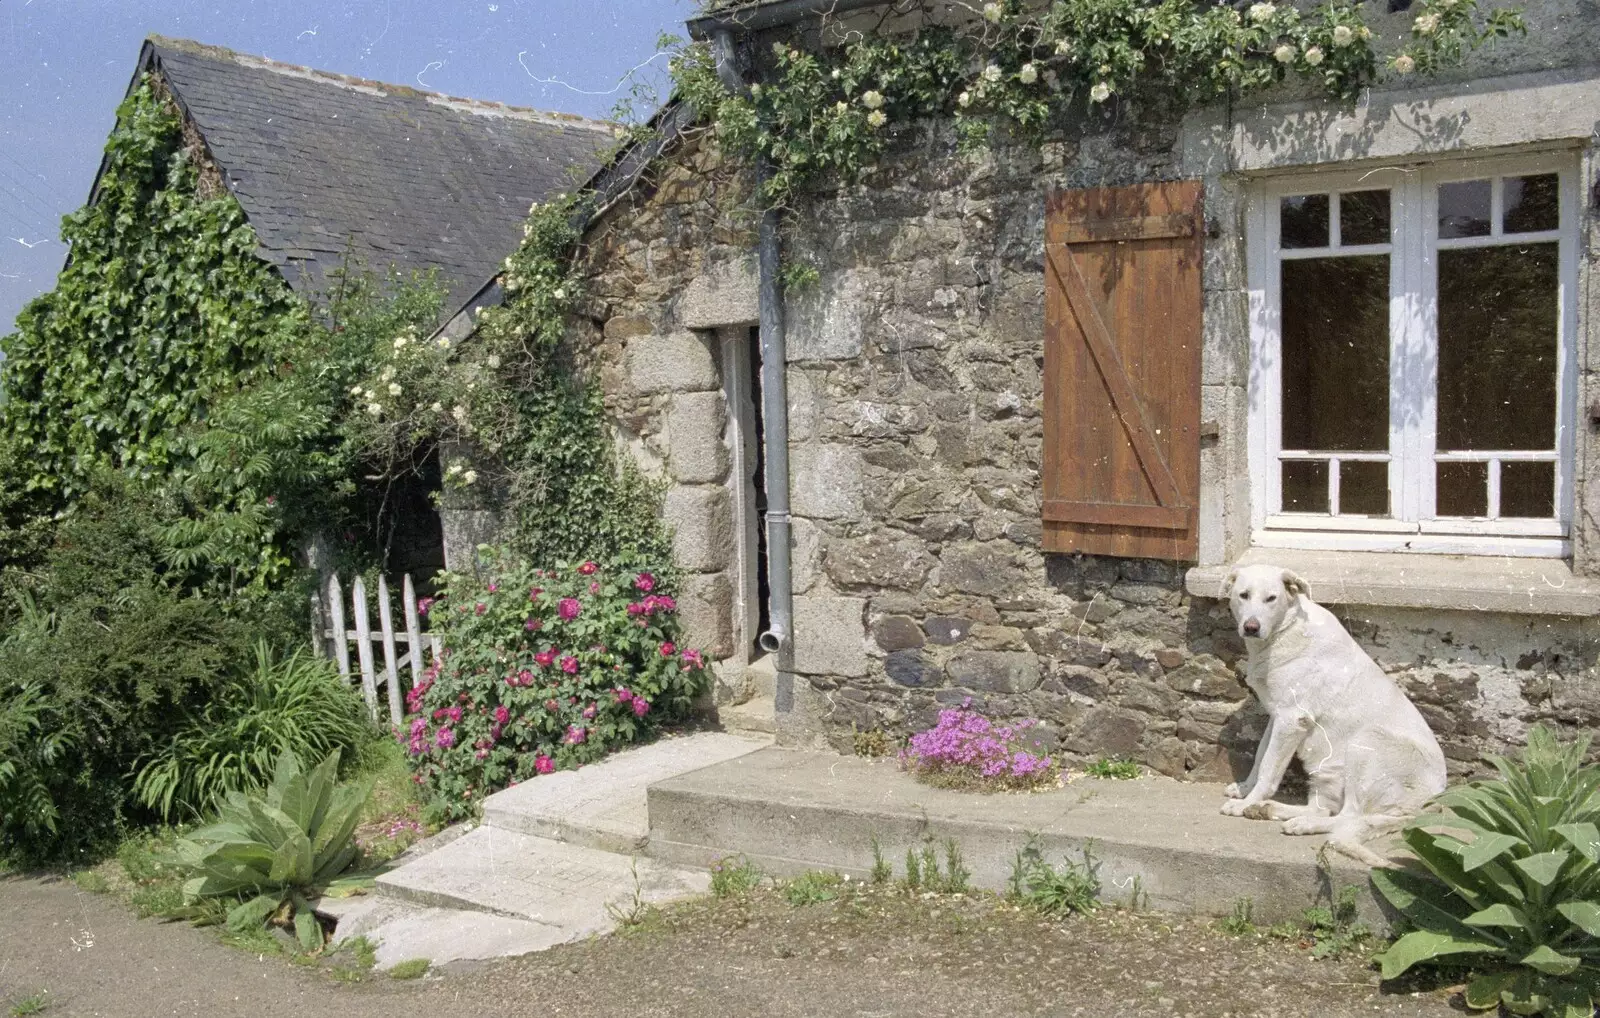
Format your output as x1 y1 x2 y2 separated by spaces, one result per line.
558 20 1600 776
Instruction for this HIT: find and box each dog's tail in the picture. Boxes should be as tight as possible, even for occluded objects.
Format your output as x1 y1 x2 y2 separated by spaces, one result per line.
1326 813 1410 869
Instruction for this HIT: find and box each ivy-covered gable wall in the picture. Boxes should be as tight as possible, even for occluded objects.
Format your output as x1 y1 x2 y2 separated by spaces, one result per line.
0 76 305 498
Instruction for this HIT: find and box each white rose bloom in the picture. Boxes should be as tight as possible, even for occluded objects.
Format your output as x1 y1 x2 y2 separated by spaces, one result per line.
1018 63 1038 84
1055 39 1073 56
554 287 567 300
1393 53 1416 73
463 470 478 485
388 382 402 397
393 336 408 350
1274 43 1296 63
831 68 841 79
1089 81 1112 103
350 385 364 396
1414 12 1440 34
957 90 972 108
366 402 383 417
381 366 395 381
834 101 849 114
982 2 1002 22
446 462 462 475
430 402 443 413
487 354 502 369
1248 2 1276 23
983 63 1003 83
867 110 887 128
861 90 884 109
452 405 469 423
1332 24 1354 46
436 337 451 350
1304 45 1324 65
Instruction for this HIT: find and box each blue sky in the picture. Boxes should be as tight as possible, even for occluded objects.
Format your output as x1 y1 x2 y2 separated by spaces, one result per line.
0 0 693 332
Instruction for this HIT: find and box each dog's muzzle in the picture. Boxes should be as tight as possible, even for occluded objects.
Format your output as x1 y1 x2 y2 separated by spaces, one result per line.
1242 619 1261 637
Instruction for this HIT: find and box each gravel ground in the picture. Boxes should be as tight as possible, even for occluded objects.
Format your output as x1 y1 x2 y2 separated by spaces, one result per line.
0 874 1466 1018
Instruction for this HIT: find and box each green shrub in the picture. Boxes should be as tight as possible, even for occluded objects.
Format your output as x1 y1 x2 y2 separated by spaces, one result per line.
0 680 75 843
174 748 372 951
405 551 710 823
134 642 376 821
1373 725 1600 1016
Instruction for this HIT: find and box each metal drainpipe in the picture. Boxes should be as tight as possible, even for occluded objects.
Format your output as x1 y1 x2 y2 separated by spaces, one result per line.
713 30 793 671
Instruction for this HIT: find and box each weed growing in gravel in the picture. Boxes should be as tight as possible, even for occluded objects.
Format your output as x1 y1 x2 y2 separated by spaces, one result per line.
903 847 923 890
1300 886 1371 960
1217 898 1257 936
940 839 971 894
783 870 847 906
337 936 378 970
1083 757 1142 780
870 836 892 885
852 726 895 758
1007 836 1099 916
9 991 48 1016
608 857 655 927
709 855 763 898
388 959 430 980
896 837 971 893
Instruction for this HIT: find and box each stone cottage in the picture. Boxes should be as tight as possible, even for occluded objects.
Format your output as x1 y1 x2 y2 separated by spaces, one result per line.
443 0 1600 779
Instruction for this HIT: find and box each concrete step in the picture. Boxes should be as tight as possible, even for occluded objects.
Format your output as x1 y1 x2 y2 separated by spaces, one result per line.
745 654 777 700
480 730 770 852
645 747 1398 931
717 697 776 735
375 826 709 937
316 894 566 970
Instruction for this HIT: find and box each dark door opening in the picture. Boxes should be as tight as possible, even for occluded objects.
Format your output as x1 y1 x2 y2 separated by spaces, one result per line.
747 326 772 657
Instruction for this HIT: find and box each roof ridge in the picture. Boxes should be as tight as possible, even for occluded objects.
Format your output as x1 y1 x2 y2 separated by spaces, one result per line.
146 34 620 134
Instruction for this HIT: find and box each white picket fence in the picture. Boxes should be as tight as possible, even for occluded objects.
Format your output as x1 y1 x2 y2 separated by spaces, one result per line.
317 573 441 726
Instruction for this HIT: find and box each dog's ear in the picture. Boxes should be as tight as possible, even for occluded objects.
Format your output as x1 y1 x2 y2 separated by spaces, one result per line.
1282 570 1311 601
1220 568 1240 599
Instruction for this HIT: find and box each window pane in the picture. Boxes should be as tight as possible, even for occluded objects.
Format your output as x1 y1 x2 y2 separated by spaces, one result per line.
1436 243 1558 451
1504 174 1559 234
1437 461 1488 517
1283 461 1329 513
1439 179 1492 238
1339 461 1390 516
1340 190 1390 245
1501 461 1555 518
1281 194 1329 248
1281 256 1390 451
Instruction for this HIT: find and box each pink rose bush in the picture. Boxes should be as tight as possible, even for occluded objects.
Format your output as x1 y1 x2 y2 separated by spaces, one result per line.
899 702 1060 792
405 552 710 822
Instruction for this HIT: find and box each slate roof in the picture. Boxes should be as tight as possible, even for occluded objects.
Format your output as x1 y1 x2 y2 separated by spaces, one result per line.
126 37 617 317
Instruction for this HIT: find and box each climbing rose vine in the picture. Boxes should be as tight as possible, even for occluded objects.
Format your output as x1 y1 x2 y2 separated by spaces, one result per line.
405 550 709 822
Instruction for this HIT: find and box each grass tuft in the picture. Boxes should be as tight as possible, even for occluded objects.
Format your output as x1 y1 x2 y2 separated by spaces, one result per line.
388 958 430 980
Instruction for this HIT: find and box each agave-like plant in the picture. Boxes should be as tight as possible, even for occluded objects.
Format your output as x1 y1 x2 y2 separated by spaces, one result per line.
1373 725 1600 1017
174 748 372 950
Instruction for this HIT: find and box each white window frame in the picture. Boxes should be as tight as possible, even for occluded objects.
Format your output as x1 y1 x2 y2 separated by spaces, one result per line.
1246 152 1580 558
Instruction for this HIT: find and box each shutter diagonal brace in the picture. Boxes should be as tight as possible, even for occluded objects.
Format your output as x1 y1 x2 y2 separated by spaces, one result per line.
1045 240 1185 510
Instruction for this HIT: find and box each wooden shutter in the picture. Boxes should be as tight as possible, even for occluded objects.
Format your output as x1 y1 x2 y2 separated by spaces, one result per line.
1042 180 1203 561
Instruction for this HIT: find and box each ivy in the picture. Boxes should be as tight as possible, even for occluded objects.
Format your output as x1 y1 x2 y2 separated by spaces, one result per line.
0 77 306 498
671 0 1526 205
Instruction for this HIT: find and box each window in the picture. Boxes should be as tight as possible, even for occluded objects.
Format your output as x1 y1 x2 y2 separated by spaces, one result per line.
1247 155 1579 557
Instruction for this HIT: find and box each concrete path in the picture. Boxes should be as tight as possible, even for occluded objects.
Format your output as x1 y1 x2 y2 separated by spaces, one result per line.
339 731 769 968
648 747 1395 928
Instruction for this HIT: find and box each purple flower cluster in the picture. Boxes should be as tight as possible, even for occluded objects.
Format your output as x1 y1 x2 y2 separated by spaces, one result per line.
899 702 1058 790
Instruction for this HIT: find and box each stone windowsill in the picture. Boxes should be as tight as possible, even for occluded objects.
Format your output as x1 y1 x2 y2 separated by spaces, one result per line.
1184 548 1600 617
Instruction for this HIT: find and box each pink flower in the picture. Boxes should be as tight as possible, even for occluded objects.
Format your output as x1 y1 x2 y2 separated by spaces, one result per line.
614 687 635 704
475 602 487 616
505 674 520 687
659 641 676 657
445 706 463 723
535 649 556 668
417 597 435 616
579 561 598 575
519 669 534 685
545 699 560 712
560 655 579 674
558 598 581 621
681 648 704 668
494 705 511 724
589 582 600 595
528 587 543 599
487 582 499 593
582 704 597 720
436 727 457 749
627 602 645 616
535 754 554 775
635 572 655 592
632 698 651 718
566 725 587 744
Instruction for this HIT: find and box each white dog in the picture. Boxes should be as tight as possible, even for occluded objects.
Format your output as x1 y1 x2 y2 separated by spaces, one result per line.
1219 564 1447 866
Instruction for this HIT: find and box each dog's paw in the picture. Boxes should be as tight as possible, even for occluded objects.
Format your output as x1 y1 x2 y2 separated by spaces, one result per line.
1223 782 1245 799
1219 798 1252 817
1282 816 1326 836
